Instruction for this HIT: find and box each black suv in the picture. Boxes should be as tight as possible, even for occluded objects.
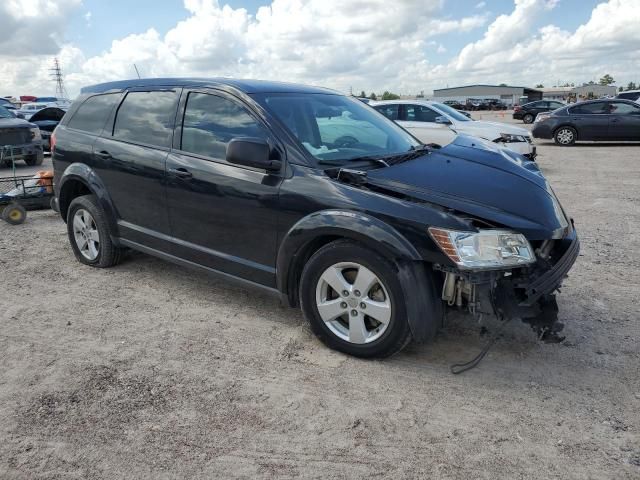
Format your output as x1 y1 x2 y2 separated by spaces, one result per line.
52 78 579 358
513 100 565 124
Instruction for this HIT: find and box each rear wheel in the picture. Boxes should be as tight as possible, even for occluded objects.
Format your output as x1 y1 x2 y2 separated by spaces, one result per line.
554 126 577 146
523 113 534 124
67 194 122 267
299 240 412 358
1 203 27 225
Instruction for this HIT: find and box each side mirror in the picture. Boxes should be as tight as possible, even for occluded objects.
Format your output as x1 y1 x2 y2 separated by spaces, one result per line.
435 116 451 125
226 137 281 172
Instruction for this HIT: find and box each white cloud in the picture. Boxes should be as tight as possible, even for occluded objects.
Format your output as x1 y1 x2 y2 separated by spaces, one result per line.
2 0 640 98
475 1 486 8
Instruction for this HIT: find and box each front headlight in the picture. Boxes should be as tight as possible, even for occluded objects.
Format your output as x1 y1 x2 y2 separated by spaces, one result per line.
498 133 527 143
29 127 41 140
429 227 536 270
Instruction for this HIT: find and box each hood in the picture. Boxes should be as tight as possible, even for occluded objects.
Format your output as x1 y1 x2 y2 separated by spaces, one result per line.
365 135 569 239
456 120 529 139
0 117 33 129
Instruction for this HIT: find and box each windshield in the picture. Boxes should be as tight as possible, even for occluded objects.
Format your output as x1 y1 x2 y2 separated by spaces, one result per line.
0 106 14 118
253 92 420 164
431 102 471 122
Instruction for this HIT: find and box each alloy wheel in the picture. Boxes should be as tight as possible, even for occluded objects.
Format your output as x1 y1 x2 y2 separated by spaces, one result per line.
556 128 574 145
315 262 392 344
73 208 100 260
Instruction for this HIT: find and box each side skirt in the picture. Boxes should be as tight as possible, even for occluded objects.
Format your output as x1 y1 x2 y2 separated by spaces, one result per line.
119 238 284 300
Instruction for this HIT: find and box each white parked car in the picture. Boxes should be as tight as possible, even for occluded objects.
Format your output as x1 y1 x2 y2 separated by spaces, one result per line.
370 100 536 160
15 102 55 120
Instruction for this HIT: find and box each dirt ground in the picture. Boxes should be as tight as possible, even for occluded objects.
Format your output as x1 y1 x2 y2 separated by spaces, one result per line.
1 115 639 479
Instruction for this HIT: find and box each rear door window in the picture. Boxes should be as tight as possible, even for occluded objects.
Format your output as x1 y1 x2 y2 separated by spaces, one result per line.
66 94 120 134
113 90 179 148
609 102 640 115
180 92 267 160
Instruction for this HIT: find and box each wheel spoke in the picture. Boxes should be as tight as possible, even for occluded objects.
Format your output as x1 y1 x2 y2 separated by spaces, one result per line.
82 210 92 226
73 214 85 232
348 312 368 344
88 241 99 259
362 298 391 325
317 298 346 323
77 237 88 251
320 267 351 295
88 229 99 242
352 266 377 296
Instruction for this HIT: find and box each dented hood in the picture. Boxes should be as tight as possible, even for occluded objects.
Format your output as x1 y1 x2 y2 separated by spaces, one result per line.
365 135 569 240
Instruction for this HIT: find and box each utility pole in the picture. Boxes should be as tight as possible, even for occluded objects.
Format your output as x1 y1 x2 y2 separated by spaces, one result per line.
49 58 68 100
133 64 141 79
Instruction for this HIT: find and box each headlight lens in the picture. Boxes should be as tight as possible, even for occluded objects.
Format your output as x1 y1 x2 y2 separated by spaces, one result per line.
29 127 41 140
429 227 536 269
498 133 527 143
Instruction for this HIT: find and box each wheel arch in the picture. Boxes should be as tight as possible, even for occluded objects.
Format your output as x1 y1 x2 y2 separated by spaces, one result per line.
278 210 422 304
58 163 119 238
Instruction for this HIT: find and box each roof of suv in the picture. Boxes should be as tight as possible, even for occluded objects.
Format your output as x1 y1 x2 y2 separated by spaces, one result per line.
80 77 339 95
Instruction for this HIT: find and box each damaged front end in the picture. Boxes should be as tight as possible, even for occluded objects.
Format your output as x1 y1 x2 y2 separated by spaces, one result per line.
431 225 579 342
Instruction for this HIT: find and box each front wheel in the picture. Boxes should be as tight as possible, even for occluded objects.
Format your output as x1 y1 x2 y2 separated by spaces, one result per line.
299 240 412 358
1 203 27 225
554 126 577 146
24 153 44 166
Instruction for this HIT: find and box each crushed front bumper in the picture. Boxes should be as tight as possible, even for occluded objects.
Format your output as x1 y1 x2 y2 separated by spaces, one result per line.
0 142 43 162
437 228 579 340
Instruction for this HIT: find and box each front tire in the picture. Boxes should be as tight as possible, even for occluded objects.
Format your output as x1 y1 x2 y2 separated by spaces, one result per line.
1 203 27 225
299 240 412 358
66 194 122 267
523 113 534 124
554 126 577 146
24 153 44 166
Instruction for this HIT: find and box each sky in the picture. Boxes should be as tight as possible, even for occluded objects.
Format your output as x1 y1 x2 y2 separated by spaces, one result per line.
2 0 639 98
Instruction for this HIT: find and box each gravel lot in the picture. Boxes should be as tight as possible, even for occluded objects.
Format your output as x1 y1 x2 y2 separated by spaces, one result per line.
1 115 639 479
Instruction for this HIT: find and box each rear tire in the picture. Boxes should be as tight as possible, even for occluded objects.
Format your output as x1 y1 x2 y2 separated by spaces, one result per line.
299 240 412 358
66 194 122 268
523 113 534 124
554 126 577 146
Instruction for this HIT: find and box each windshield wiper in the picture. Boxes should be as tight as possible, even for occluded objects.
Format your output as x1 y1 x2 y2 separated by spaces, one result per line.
318 156 390 168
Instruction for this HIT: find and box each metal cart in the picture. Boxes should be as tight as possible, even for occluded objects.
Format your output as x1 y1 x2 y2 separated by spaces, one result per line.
0 147 54 225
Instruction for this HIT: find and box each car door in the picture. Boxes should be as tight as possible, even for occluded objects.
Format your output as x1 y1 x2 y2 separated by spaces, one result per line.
567 102 610 140
398 104 456 146
165 89 283 287
92 88 178 250
607 101 640 140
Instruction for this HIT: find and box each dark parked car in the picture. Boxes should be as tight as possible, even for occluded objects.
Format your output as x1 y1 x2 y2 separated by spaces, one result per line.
28 106 67 150
513 100 565 124
616 90 640 103
532 99 640 145
52 78 578 358
0 105 44 167
484 99 507 111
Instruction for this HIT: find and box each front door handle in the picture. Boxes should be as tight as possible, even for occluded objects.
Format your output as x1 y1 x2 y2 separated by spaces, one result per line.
168 167 193 179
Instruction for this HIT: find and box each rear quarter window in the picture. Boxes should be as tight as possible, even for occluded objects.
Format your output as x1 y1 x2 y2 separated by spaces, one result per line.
66 94 120 134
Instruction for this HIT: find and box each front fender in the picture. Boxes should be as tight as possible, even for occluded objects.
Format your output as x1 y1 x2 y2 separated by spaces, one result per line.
58 163 119 237
277 209 421 296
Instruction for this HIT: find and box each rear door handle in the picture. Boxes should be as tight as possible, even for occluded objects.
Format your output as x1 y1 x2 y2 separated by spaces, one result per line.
96 150 112 160
168 167 193 179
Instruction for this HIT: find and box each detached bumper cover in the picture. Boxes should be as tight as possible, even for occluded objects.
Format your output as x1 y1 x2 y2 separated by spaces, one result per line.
520 233 580 306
